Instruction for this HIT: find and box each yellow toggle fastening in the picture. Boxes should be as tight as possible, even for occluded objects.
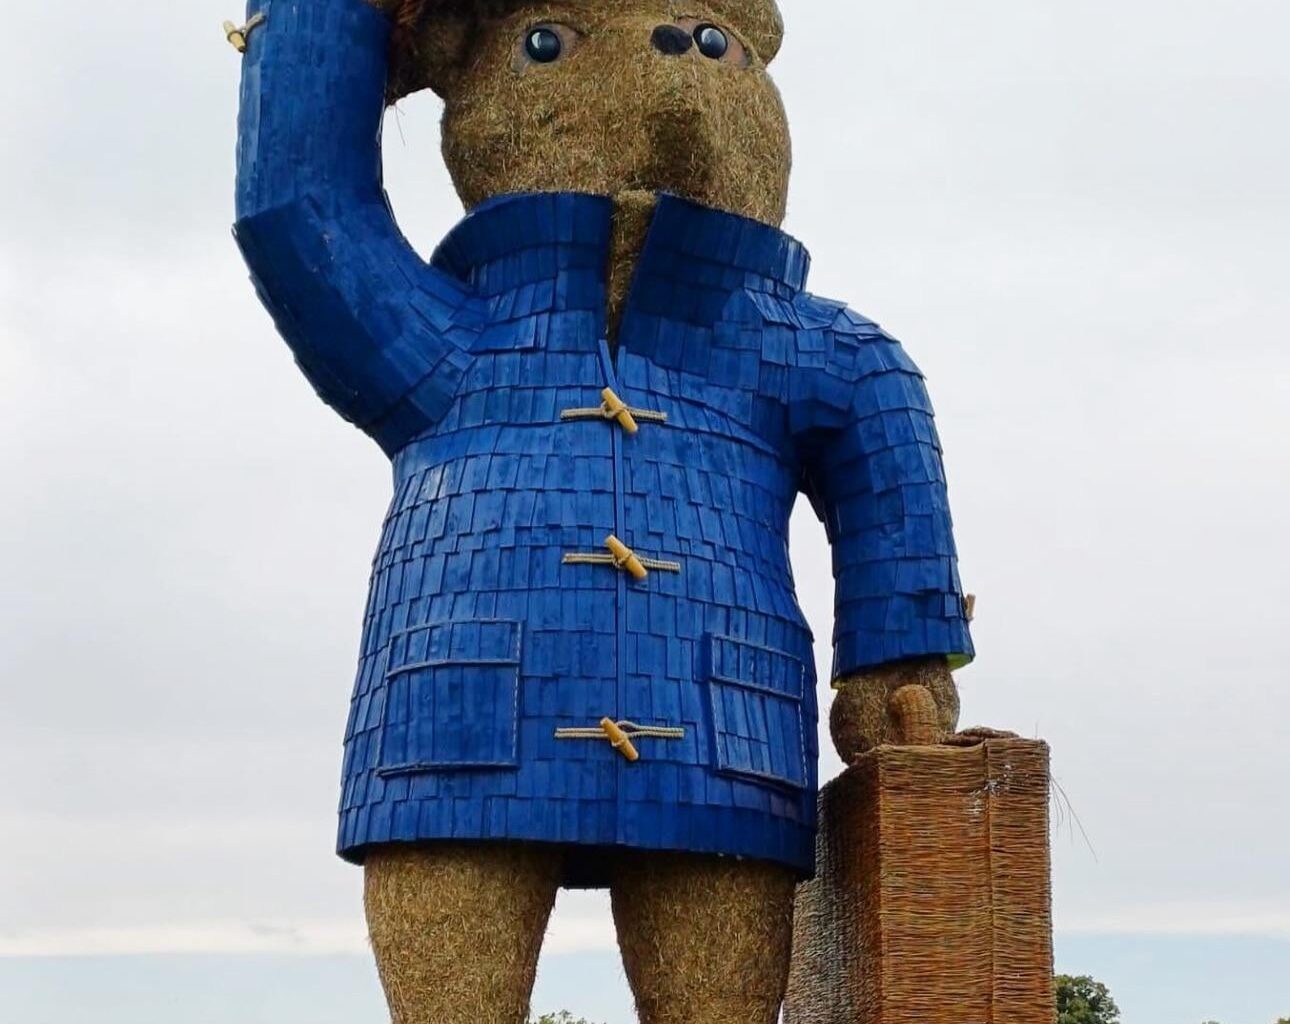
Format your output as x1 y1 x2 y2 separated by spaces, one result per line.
605 535 649 580
554 720 687 758
600 388 639 435
223 12 266 53
600 718 640 761
561 393 665 430
562 544 681 576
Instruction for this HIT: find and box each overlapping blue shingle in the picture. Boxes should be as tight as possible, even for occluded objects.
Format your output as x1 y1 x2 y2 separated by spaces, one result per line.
235 0 972 884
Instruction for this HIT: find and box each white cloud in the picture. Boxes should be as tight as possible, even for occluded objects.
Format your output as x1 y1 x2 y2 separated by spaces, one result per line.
1059 902 1290 939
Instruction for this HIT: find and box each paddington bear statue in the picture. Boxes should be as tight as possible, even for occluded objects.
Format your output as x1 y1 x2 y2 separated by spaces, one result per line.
231 1 974 1021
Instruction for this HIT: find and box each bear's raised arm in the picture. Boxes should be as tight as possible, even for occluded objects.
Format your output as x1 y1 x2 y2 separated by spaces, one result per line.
234 0 476 455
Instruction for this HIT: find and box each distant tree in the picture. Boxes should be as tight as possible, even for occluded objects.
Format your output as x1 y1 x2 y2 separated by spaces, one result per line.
1055 974 1121 1024
529 1014 604 1024
1275 1018 1289 1024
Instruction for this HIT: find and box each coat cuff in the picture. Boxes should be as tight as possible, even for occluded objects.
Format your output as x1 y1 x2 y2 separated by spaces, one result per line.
832 598 974 681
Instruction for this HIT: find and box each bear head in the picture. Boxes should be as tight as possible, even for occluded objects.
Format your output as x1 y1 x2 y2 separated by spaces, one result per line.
384 0 791 226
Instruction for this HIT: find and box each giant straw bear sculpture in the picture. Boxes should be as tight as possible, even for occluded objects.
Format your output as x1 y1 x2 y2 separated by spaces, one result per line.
231 2 974 1021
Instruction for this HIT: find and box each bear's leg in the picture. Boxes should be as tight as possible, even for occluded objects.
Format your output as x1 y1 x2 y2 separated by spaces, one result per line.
611 851 796 1024
364 842 562 1024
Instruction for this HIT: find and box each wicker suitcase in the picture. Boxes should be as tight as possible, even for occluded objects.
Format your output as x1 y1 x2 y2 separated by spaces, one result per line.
786 738 1056 1024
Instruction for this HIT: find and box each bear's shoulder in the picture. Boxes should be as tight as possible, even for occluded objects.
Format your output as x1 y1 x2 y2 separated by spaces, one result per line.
730 287 924 382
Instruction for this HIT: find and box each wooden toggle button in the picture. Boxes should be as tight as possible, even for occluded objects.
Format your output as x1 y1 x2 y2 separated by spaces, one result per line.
605 535 649 580
600 718 641 761
600 388 639 435
223 12 266 52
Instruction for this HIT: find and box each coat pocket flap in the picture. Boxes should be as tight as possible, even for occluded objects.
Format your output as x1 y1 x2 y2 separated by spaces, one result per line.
378 619 523 776
386 619 523 677
704 635 808 791
705 635 805 702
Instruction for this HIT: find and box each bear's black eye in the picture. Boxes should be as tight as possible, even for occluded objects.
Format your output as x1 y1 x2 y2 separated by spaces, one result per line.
694 24 729 60
525 27 563 63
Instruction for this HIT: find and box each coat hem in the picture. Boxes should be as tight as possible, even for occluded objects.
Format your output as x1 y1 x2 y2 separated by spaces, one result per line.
337 821 816 887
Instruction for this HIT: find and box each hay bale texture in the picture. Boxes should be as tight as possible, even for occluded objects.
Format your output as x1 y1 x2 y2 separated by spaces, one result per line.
366 843 797 1024
785 739 1056 1024
614 850 797 1024
365 843 563 1024
831 659 962 762
370 0 792 228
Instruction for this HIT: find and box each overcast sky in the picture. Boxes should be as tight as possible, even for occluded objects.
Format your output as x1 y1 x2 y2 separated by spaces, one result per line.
2 1 1288 1022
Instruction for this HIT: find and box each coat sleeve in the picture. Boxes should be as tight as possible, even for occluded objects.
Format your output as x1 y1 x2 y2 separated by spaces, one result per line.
233 0 478 455
793 307 974 680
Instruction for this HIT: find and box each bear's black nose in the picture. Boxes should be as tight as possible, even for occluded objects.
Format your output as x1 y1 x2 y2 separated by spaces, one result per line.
651 25 694 56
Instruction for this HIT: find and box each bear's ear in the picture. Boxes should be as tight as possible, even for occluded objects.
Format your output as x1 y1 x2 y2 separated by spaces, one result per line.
388 3 475 101
708 0 784 65
749 3 784 64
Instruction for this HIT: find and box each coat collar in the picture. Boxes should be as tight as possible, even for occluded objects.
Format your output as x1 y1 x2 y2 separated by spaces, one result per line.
429 192 811 315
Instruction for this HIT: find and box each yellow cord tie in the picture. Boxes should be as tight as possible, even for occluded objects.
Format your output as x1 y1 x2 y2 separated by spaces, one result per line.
560 388 666 434
224 12 266 53
562 535 681 580
554 719 687 762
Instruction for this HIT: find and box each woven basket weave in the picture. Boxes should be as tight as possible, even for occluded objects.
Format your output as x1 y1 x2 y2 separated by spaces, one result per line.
785 739 1056 1024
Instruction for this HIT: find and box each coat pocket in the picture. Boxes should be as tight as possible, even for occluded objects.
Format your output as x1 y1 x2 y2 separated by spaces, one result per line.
377 619 523 776
703 635 808 790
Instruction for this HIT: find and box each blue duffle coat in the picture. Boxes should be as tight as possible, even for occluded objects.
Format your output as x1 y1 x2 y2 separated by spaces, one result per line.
233 0 973 883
